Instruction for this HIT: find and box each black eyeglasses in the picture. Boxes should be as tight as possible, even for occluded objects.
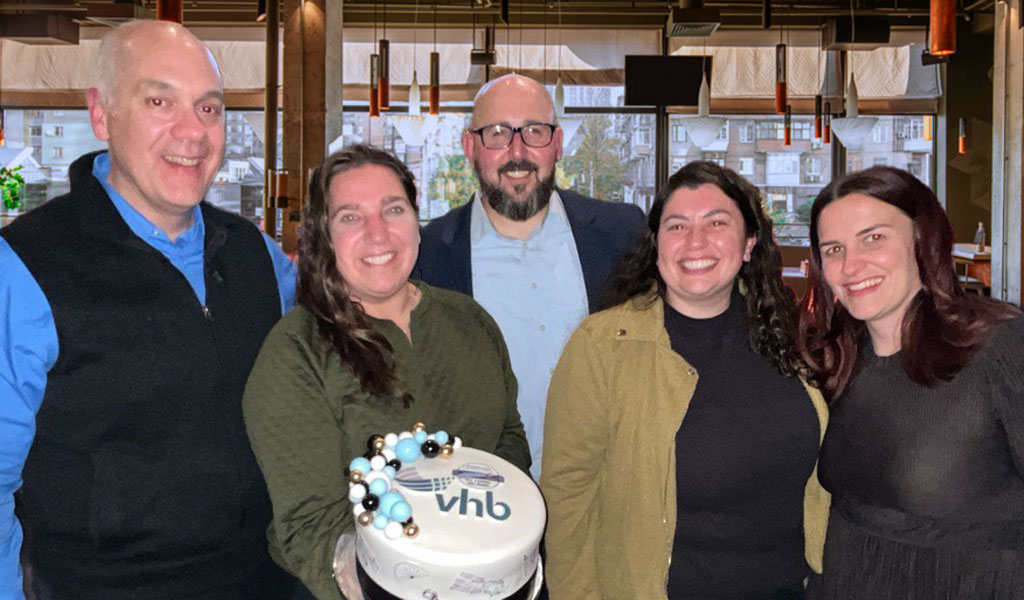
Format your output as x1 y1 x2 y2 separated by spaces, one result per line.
470 123 558 150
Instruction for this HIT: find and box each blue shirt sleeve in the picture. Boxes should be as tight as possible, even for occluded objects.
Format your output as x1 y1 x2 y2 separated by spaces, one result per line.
0 237 59 600
261 233 297 315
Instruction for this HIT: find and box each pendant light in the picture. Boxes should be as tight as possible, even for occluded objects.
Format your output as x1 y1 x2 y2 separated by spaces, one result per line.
814 96 823 139
820 49 842 145
775 42 787 114
378 0 390 110
369 2 380 117
370 54 381 117
830 71 877 150
958 117 967 154
814 32 822 139
784 105 791 146
409 0 422 115
929 0 956 57
681 56 726 148
775 19 787 115
428 0 440 115
823 102 831 144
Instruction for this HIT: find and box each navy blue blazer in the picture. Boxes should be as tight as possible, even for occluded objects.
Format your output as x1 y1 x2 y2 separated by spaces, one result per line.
414 189 646 314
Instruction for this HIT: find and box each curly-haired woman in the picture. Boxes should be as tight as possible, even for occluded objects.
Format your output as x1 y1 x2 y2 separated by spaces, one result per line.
799 166 1023 599
242 145 530 599
540 161 829 600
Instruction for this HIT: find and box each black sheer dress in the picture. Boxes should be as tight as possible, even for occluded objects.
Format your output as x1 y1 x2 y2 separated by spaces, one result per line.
808 315 1024 600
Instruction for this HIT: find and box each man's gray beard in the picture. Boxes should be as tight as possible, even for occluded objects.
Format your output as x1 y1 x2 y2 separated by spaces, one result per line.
478 170 556 222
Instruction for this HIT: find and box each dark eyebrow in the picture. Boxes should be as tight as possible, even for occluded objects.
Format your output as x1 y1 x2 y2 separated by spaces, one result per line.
197 90 225 104
662 208 734 223
329 196 408 219
819 223 892 247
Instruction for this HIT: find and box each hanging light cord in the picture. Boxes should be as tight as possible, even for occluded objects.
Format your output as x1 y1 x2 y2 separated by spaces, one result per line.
557 0 562 80
433 0 437 51
413 0 419 51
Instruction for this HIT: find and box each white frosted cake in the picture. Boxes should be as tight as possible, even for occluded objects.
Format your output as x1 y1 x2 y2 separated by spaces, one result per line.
347 430 545 600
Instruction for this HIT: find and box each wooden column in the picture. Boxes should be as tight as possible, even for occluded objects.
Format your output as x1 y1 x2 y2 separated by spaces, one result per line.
281 0 326 253
263 0 280 240
992 0 1023 304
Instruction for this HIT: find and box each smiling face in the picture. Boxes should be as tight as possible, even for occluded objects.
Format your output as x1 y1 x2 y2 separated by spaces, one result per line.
88 23 225 235
328 163 420 312
462 76 563 222
656 184 756 318
817 192 922 348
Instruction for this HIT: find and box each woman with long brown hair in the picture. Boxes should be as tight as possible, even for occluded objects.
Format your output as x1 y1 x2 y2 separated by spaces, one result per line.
799 166 1024 599
542 161 828 600
242 145 530 599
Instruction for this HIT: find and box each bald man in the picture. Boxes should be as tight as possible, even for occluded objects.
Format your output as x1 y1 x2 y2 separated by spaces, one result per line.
0 21 300 599
415 75 645 479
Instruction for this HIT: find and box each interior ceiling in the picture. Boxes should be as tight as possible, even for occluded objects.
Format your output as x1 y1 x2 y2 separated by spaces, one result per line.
0 0 995 30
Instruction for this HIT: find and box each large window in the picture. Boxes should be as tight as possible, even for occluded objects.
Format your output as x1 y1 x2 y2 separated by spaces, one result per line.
339 85 656 217
667 113 832 245
0 105 934 242
844 115 933 187
0 109 269 227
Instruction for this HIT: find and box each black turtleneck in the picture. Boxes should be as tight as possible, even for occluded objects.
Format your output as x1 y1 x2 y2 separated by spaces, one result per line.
664 292 819 600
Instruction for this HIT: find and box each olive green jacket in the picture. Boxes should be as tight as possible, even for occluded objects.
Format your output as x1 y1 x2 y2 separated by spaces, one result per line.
540 295 829 600
243 283 530 599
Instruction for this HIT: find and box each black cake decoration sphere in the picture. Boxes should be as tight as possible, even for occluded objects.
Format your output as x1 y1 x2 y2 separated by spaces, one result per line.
362 493 380 511
421 439 440 458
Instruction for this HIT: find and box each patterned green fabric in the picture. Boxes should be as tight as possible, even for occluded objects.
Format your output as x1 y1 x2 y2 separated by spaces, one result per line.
243 281 530 599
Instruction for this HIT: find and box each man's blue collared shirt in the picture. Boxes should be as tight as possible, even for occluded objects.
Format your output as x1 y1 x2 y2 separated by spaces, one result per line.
0 152 296 599
470 191 589 480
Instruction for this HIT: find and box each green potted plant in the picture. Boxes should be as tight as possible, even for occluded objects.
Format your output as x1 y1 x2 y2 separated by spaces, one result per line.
1 165 25 211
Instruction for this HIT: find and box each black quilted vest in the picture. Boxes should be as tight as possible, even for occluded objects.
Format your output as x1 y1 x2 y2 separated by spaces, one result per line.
2 152 293 599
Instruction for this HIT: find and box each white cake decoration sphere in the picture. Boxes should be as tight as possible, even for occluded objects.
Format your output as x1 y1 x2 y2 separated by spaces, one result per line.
348 484 367 503
384 521 404 540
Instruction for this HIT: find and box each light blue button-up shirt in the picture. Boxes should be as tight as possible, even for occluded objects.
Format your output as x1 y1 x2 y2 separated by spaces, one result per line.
470 192 589 480
0 152 296 599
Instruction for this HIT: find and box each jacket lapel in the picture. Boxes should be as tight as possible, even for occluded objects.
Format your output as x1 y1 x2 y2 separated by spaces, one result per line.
444 199 475 296
561 190 608 313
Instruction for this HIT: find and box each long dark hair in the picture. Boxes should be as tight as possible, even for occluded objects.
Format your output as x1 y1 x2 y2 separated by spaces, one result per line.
604 160 807 378
798 166 1018 400
297 144 418 400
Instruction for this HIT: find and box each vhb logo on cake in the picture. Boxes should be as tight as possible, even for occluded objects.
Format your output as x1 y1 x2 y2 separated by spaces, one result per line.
354 445 546 600
400 460 512 520
436 489 511 521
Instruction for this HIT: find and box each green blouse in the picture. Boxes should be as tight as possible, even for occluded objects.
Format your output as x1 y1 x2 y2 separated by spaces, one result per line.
243 282 530 599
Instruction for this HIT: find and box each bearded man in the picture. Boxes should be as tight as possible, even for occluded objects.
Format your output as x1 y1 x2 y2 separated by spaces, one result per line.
415 74 644 480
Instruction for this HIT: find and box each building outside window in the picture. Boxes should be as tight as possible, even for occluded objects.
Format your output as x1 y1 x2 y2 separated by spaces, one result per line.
872 123 890 143
739 123 756 143
846 116 933 187
671 123 687 143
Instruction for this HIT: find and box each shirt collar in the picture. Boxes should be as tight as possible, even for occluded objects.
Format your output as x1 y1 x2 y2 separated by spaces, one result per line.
469 189 569 245
92 151 205 248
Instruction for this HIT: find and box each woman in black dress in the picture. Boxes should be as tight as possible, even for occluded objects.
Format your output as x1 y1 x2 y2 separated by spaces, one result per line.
799 166 1024 599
